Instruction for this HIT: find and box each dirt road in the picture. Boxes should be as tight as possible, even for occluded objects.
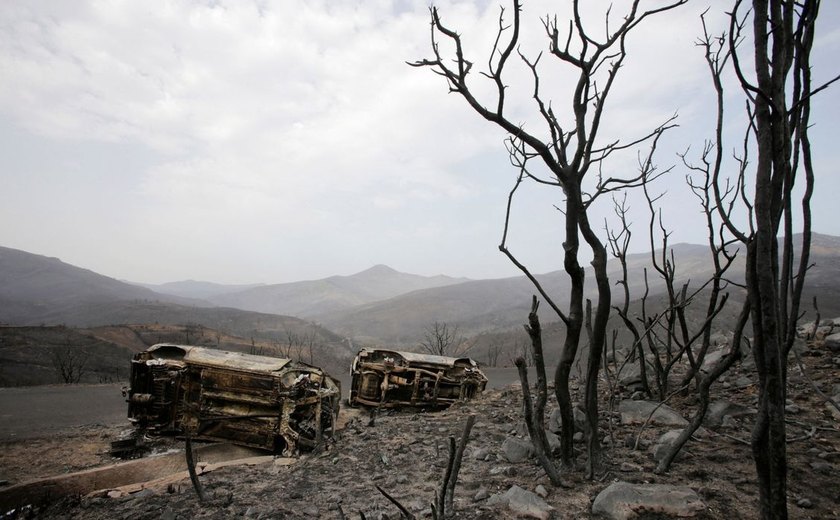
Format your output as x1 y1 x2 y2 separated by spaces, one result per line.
0 383 127 441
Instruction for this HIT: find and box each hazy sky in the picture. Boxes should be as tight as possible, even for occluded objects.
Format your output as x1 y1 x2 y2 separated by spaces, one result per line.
1 1 838 284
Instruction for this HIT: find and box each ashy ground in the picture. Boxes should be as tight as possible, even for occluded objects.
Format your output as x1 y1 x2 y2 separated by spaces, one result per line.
1 346 838 519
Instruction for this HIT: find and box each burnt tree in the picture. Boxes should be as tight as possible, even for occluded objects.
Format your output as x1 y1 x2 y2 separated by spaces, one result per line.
420 321 468 357
412 0 684 476
51 346 90 384
712 1 834 517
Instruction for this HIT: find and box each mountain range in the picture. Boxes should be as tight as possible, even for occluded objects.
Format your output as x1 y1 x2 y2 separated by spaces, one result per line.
206 264 469 317
2 233 840 350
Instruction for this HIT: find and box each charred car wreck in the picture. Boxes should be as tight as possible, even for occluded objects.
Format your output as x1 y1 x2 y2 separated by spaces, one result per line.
125 344 341 455
349 348 487 409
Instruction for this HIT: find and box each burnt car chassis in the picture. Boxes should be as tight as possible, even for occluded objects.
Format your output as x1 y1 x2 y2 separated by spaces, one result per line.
125 344 341 455
348 348 487 409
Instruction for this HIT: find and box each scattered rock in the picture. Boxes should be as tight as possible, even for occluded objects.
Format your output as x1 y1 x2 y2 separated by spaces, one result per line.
809 462 834 474
618 400 688 427
548 408 562 433
705 400 754 428
700 347 728 373
721 415 738 428
573 404 588 432
502 437 534 463
651 430 684 463
796 498 814 509
734 376 752 389
544 430 561 453
591 481 706 520
823 332 840 353
618 363 649 392
826 402 840 421
472 447 490 460
407 499 425 513
547 405 587 433
535 484 548 498
490 465 516 476
620 462 643 472
474 487 490 502
487 485 554 520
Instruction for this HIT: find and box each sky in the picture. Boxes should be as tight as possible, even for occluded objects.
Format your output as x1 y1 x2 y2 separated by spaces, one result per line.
1 0 838 285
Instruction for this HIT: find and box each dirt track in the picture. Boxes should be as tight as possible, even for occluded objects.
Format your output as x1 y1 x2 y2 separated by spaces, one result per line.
0 383 127 441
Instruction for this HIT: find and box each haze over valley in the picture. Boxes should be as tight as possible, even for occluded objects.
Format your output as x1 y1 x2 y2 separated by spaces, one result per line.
3 232 839 387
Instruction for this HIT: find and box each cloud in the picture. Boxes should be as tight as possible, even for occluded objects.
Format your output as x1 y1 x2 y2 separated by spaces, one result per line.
0 0 837 283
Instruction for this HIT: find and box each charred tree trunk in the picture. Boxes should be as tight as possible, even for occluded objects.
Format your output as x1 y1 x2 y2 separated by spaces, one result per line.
716 2 825 516
185 436 208 503
580 212 611 478
555 201 585 468
519 297 564 485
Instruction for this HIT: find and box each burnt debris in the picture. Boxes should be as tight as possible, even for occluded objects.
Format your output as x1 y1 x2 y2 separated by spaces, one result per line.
348 349 487 409
125 344 341 455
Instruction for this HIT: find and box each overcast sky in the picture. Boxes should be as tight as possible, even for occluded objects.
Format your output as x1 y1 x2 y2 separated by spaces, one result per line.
1 1 838 285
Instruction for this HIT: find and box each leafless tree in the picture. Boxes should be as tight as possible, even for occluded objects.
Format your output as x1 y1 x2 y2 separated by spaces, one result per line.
412 0 684 476
183 322 201 344
301 329 318 364
420 321 468 357
486 342 502 367
282 326 299 358
517 297 563 485
249 337 264 356
609 162 738 403
51 347 90 384
706 1 835 517
606 55 745 468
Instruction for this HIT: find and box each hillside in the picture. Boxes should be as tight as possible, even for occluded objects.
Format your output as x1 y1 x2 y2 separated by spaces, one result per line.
0 245 348 352
0 246 356 386
0 246 205 325
2 233 837 363
209 264 470 317
315 235 840 349
315 243 720 346
0 320 352 387
133 280 265 300
0 326 135 386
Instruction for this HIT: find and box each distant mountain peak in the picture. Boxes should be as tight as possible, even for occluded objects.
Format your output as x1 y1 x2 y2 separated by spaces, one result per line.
357 264 399 276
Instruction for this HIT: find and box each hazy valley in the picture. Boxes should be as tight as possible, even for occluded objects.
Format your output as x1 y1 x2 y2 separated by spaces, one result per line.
2 233 840 387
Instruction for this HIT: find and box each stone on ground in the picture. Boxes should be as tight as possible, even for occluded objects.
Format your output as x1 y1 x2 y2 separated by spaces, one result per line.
502 436 534 463
487 485 554 520
824 332 840 353
592 481 706 519
704 400 754 429
618 400 688 427
651 430 684 463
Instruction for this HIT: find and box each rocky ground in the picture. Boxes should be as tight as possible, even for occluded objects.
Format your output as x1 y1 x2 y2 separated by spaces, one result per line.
2 335 839 519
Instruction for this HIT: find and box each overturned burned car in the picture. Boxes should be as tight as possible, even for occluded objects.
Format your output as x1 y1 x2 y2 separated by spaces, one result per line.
348 348 487 409
125 344 341 455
